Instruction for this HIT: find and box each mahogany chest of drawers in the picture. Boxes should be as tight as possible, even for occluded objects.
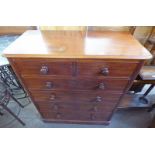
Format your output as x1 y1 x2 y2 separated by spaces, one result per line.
3 30 152 125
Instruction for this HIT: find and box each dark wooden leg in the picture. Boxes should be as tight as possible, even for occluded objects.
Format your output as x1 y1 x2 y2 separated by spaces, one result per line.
0 104 25 126
139 84 154 104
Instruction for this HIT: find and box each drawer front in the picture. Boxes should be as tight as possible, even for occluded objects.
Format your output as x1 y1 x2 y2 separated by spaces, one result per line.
36 100 117 113
36 101 113 122
40 111 112 122
13 59 73 76
30 90 121 103
23 77 129 92
77 60 138 78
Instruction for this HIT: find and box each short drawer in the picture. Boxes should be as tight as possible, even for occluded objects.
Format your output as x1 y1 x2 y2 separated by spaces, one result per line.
13 59 73 76
77 60 138 78
23 77 129 92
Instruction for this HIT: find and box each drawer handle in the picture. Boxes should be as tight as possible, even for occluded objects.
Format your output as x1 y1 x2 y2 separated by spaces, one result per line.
45 82 53 89
96 96 102 102
98 82 105 90
50 94 56 100
93 106 98 112
40 66 49 75
101 67 109 76
90 114 96 120
56 113 61 119
53 104 59 110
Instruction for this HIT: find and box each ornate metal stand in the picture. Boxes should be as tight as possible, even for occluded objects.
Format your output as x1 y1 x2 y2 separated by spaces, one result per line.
0 80 25 126
0 64 30 106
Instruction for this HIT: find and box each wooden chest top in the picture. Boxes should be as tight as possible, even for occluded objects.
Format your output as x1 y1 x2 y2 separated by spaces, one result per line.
3 30 152 60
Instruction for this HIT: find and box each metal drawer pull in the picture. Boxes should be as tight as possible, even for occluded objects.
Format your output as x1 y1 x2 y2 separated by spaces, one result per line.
90 114 96 120
56 113 61 119
50 94 56 100
96 96 102 102
40 65 49 75
53 104 59 110
98 82 105 90
93 106 98 112
45 82 53 89
101 67 109 76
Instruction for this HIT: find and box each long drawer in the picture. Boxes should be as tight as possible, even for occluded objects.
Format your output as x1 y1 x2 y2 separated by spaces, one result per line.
23 77 129 92
35 100 118 113
40 110 112 122
36 101 114 122
30 90 121 103
13 58 138 78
